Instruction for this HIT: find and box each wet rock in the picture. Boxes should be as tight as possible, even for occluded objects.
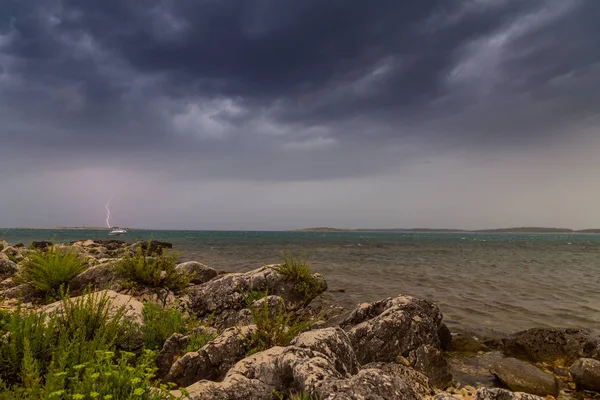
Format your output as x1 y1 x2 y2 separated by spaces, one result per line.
340 295 444 364
164 325 256 387
502 328 600 363
439 323 452 351
449 332 494 353
30 241 52 251
363 362 432 397
409 344 453 388
175 261 217 284
569 358 600 391
186 266 326 328
475 387 546 400
0 259 18 280
69 263 118 294
490 357 558 397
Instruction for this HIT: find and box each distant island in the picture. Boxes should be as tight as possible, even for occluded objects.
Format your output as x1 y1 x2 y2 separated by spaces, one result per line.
295 227 600 234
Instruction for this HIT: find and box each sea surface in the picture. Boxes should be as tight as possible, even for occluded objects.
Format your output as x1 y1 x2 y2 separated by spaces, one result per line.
2 228 600 336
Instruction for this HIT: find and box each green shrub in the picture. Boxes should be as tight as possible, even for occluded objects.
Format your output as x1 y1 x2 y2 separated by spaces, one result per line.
20 246 88 298
0 290 137 390
115 243 189 290
182 330 218 354
0 349 187 400
142 302 194 350
270 253 322 300
247 299 312 356
242 288 270 307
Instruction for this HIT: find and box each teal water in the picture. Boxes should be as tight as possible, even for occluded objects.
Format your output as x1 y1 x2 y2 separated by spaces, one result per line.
3 229 600 335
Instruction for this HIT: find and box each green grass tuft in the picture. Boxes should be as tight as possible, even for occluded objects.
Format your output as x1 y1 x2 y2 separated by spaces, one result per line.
141 302 197 350
115 243 189 291
270 253 323 300
182 330 218 354
19 246 88 299
247 298 313 356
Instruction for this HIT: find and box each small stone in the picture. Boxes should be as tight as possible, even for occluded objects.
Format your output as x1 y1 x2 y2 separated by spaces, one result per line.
413 315 422 322
570 358 600 391
567 382 576 390
397 355 411 366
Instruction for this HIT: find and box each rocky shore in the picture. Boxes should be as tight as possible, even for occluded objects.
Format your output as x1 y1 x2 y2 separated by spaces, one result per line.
1 239 600 399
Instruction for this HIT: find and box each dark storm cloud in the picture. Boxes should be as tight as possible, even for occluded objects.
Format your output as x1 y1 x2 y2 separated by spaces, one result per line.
1 0 599 180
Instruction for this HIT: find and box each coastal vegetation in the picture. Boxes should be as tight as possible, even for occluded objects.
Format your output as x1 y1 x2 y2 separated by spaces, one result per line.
18 245 88 299
271 252 323 300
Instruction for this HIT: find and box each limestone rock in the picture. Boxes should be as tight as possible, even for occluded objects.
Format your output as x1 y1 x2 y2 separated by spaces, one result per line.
164 325 256 387
341 295 444 364
157 327 220 379
570 358 600 391
502 328 600 363
186 266 326 328
69 263 118 294
176 261 218 284
2 283 38 301
490 357 558 397
362 362 432 397
475 387 546 400
0 259 18 281
409 344 453 388
0 240 7 252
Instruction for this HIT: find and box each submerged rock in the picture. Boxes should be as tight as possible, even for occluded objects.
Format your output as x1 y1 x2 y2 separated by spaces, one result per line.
490 357 558 397
502 328 600 363
340 295 444 365
175 261 217 284
570 358 600 391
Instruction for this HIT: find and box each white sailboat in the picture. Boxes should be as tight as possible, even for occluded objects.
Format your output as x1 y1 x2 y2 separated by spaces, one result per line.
108 227 127 236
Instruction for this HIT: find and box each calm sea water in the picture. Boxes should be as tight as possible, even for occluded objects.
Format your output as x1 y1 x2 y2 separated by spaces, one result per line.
3 229 600 336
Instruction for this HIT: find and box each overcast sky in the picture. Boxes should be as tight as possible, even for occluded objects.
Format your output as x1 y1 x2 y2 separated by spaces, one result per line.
1 0 599 230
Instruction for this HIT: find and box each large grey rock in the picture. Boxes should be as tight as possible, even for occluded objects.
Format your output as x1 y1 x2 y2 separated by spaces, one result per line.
186 266 326 328
0 259 18 281
340 295 444 365
570 358 600 391
171 328 419 400
69 263 118 294
475 387 546 400
164 325 256 387
176 262 217 284
502 328 600 363
490 357 558 397
157 327 219 379
409 344 452 388
2 283 38 300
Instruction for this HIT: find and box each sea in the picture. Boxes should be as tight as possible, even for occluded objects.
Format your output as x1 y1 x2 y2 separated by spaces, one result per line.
2 228 600 336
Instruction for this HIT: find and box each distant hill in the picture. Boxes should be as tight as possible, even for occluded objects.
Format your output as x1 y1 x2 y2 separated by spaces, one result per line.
295 227 600 234
475 227 574 233
295 227 351 232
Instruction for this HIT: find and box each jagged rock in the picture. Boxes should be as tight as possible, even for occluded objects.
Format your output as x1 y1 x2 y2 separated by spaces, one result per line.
340 295 444 365
434 393 462 400
31 241 52 250
362 362 432 397
0 240 7 251
176 262 218 284
1 246 22 262
490 357 558 397
82 240 96 247
43 290 144 325
0 259 18 280
409 344 452 388
439 323 452 351
570 358 600 391
157 326 221 379
164 325 256 387
0 277 17 290
475 387 546 400
291 327 360 377
502 328 600 363
173 335 420 400
186 266 326 328
69 263 118 294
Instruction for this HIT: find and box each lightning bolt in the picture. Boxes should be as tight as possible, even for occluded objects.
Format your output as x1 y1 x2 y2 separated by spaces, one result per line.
105 196 113 228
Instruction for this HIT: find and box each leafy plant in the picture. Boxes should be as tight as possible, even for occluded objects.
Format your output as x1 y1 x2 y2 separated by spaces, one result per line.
0 290 136 390
141 302 195 350
115 243 189 290
242 288 270 307
19 246 88 298
270 253 322 301
182 330 218 354
247 299 313 356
